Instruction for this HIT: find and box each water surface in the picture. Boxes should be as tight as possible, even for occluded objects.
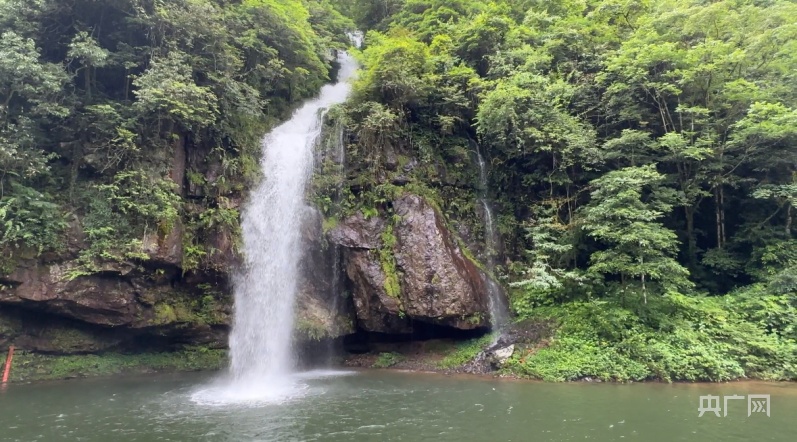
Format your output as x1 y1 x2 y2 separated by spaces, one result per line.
1 370 794 441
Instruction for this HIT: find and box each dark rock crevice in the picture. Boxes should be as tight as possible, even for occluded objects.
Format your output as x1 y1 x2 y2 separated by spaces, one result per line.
343 322 489 355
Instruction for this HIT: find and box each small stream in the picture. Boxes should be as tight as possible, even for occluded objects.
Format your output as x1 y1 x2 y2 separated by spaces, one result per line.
1 371 794 441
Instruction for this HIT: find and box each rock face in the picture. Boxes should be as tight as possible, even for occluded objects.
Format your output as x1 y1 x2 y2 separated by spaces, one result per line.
0 256 230 352
0 210 360 359
393 194 490 329
329 193 493 334
0 189 497 355
294 207 357 340
1 261 140 327
345 248 413 333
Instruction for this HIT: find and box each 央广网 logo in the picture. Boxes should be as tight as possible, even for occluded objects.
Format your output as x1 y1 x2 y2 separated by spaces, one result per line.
698 394 770 417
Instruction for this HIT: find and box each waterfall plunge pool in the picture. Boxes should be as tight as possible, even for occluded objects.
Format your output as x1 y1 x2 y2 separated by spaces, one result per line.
1 370 795 441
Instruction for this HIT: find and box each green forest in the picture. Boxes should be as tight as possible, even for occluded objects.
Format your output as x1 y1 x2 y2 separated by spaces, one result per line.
2 0 796 382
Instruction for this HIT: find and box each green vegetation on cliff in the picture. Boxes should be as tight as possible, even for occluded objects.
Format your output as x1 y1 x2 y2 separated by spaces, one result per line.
2 0 795 383
326 0 797 381
0 0 352 274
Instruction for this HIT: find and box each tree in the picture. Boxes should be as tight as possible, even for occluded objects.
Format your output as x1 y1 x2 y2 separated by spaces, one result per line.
581 165 692 303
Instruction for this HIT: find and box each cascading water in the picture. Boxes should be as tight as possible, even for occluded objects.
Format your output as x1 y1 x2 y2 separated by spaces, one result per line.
473 141 509 333
194 39 360 404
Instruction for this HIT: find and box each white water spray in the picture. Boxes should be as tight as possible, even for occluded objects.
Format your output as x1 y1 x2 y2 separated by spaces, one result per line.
226 43 359 391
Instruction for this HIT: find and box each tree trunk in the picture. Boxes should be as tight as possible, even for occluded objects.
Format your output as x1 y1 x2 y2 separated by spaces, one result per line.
685 205 697 268
720 186 726 246
641 274 647 304
85 65 92 101
641 256 647 305
715 186 723 249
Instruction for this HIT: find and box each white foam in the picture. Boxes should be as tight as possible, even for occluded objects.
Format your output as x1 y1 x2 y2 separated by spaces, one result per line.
292 369 357 380
190 378 308 406
189 370 355 406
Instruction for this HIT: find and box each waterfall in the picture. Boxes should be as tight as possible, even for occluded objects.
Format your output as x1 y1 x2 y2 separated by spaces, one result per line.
227 44 359 386
473 141 509 332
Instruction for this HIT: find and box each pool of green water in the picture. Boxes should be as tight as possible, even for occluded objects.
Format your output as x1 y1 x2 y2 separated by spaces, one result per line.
0 370 794 441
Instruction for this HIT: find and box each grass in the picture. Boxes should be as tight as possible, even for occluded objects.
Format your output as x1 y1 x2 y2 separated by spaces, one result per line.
8 347 227 383
372 352 404 368
438 334 494 369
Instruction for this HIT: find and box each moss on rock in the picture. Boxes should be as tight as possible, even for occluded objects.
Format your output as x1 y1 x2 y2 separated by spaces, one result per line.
7 347 227 383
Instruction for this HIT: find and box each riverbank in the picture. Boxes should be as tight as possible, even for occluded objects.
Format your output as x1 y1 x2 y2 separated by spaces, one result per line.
6 337 792 385
4 343 796 385
342 322 797 384
4 347 226 383
342 335 518 375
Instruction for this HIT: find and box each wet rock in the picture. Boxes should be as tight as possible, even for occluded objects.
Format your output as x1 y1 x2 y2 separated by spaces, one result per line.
330 194 495 333
0 256 233 353
328 213 385 249
0 261 141 327
204 228 238 272
492 344 514 364
344 249 411 333
295 207 357 340
393 194 490 329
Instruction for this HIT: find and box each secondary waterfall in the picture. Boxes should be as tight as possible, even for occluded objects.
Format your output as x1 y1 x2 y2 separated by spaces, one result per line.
473 141 509 332
227 46 359 386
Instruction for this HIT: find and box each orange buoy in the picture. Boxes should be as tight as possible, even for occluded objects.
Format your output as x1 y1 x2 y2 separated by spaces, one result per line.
2 346 14 384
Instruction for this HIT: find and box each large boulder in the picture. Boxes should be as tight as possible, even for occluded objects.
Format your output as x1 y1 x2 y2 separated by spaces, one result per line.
327 212 410 333
329 193 493 334
393 194 490 329
343 248 412 333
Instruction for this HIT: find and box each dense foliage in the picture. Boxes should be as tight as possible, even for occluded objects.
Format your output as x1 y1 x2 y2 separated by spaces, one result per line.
3 0 794 382
0 0 352 273
332 0 796 381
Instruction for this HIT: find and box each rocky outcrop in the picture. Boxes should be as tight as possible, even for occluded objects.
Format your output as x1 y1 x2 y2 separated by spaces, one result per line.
393 194 491 329
141 223 183 268
329 193 494 334
327 212 385 249
0 255 230 353
0 306 123 353
344 248 412 333
327 212 411 333
0 204 358 356
1 186 496 356
0 261 140 327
